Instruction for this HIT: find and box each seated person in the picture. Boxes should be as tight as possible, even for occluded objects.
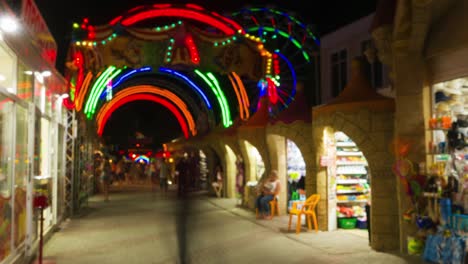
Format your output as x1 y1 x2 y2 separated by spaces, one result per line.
256 170 280 219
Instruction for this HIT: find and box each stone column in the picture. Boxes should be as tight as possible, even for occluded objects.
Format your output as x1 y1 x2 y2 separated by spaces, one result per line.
392 50 427 252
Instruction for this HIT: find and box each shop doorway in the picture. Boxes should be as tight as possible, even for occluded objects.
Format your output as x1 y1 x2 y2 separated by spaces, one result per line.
235 154 245 204
286 139 306 211
198 149 209 190
328 131 371 232
243 140 265 183
242 140 266 209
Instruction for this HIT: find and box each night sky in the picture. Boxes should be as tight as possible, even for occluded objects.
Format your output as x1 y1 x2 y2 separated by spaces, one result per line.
33 0 378 148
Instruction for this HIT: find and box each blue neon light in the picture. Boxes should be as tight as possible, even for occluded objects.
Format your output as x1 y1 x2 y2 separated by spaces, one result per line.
159 67 212 109
274 51 297 106
100 66 152 99
135 155 150 164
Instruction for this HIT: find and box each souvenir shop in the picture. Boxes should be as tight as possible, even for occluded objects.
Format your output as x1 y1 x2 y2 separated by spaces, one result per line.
324 131 371 230
0 3 69 262
414 78 468 261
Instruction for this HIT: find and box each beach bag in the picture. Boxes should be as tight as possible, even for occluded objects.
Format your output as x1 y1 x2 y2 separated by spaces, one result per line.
423 228 466 264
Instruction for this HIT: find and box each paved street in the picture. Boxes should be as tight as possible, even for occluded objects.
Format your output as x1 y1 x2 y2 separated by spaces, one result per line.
38 185 423 264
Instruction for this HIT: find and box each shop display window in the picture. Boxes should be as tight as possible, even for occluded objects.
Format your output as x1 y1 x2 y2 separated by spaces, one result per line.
428 79 468 212
0 40 17 94
333 132 371 229
34 117 53 232
16 62 33 102
14 105 28 247
0 94 14 261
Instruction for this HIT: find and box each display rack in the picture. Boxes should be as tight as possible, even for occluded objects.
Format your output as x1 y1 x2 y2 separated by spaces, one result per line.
335 136 371 226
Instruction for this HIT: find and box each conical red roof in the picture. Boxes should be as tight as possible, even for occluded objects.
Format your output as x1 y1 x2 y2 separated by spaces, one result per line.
273 82 311 124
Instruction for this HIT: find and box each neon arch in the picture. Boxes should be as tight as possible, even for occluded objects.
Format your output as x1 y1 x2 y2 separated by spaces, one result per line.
97 93 190 139
96 85 197 136
158 67 212 109
110 4 243 35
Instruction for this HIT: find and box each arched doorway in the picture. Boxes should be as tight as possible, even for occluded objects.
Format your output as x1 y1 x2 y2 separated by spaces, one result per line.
326 131 371 231
286 139 307 211
241 140 266 209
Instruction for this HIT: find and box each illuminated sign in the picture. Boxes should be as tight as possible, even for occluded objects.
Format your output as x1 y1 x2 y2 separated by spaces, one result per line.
21 0 57 65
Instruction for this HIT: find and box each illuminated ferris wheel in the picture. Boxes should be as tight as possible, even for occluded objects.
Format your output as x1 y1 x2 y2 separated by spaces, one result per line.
231 7 319 115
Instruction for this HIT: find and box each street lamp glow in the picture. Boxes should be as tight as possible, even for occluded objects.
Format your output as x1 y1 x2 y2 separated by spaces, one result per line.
0 16 19 33
41 71 51 77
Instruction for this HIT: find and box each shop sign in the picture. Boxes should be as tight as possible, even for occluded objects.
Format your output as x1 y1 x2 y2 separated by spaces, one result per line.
320 155 329 167
21 0 57 65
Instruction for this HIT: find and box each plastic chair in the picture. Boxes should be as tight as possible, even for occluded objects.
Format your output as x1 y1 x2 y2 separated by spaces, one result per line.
256 196 279 219
288 194 320 234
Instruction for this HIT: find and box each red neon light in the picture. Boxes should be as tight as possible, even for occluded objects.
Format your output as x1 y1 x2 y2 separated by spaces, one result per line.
121 8 236 35
185 4 204 10
250 16 259 25
73 51 84 97
98 94 189 138
128 5 145 13
210 11 244 33
109 15 123 25
153 4 172 8
185 35 200 64
266 77 278 104
63 98 75 110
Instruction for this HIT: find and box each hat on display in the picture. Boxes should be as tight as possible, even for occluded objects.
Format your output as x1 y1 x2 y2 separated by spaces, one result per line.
452 103 465 115
433 83 445 92
444 80 463 95
435 91 452 103
435 102 450 113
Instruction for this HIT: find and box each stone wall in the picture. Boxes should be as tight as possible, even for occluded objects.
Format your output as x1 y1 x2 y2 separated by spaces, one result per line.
312 109 399 251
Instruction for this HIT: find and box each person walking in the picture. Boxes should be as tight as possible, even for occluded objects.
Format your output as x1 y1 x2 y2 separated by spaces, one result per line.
99 157 112 201
158 158 169 194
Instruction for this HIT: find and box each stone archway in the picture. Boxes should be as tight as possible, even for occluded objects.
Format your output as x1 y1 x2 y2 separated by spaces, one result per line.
312 109 399 251
237 138 269 209
266 122 313 214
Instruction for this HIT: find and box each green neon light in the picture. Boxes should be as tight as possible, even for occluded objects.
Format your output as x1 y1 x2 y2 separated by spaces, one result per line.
84 66 115 116
206 72 232 127
232 8 318 41
195 70 230 127
90 68 122 115
247 26 310 62
87 67 117 115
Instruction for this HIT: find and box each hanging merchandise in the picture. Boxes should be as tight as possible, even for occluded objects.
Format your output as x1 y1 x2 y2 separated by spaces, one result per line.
199 150 208 188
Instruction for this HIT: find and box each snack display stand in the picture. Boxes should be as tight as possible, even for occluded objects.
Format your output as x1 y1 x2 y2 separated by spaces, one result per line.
334 132 371 229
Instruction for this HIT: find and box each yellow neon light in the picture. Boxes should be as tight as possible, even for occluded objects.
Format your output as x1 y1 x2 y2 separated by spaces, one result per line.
96 85 196 136
231 72 250 114
228 74 246 120
75 72 93 112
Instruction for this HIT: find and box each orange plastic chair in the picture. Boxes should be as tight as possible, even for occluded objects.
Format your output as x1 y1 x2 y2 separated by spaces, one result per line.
288 194 320 234
256 197 279 219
